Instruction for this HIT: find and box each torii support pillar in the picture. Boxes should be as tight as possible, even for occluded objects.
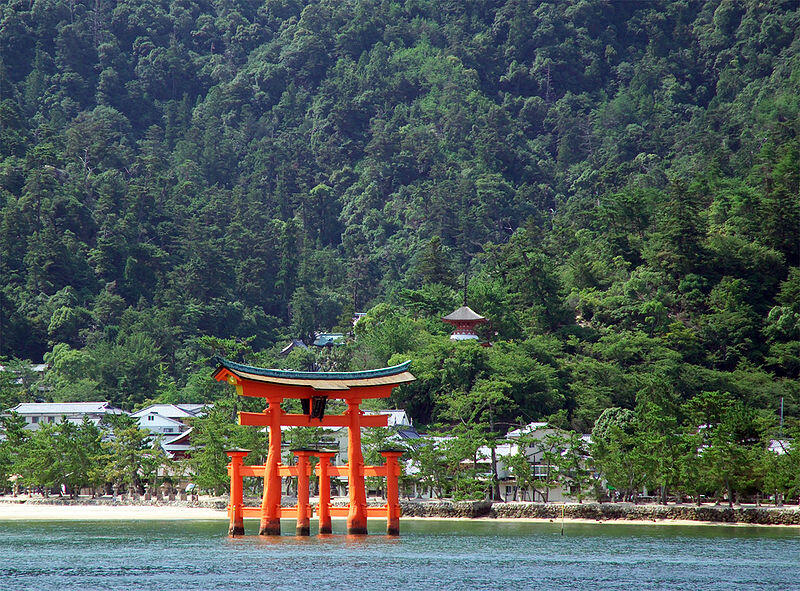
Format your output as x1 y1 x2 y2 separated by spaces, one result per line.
260 397 283 536
346 398 368 534
380 450 403 536
292 449 313 536
226 448 250 536
315 450 336 535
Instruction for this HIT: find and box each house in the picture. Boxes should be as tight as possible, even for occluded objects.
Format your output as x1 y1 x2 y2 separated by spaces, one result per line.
130 404 208 457
0 363 50 392
506 422 549 438
130 403 209 426
7 402 125 431
160 429 195 460
312 333 345 347
135 413 187 437
0 363 48 384
501 422 592 502
364 409 412 427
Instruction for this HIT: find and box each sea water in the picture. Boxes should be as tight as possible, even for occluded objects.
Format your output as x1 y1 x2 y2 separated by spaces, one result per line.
0 519 798 590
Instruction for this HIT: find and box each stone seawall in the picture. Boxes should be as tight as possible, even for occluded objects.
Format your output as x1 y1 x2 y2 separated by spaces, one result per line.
400 500 800 525
6 497 800 525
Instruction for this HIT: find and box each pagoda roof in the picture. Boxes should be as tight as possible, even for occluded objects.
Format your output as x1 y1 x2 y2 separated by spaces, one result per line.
212 357 415 391
442 306 486 323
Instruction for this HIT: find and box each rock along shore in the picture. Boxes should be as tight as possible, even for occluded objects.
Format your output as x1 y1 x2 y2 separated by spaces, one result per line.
398 500 800 525
3 497 800 525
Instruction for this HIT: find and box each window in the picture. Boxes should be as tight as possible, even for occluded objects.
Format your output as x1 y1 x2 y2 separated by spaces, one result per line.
147 415 154 421
31 416 38 424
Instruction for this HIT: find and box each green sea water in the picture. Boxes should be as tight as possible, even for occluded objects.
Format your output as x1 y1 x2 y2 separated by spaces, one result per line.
0 519 798 590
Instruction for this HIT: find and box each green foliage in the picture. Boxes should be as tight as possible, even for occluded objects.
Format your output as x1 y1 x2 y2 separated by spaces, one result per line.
0 412 29 487
102 413 153 493
0 0 799 503
188 398 267 495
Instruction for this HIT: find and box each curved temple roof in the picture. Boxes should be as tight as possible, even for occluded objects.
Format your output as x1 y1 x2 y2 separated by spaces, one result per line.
212 356 415 391
442 306 486 323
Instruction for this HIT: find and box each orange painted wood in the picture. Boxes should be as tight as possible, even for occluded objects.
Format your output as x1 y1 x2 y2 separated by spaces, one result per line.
235 465 265 477
328 506 391 517
261 398 283 535
381 451 403 535
278 465 301 477
239 411 389 428
240 506 313 519
239 505 396 520
316 454 333 534
241 506 264 518
324 464 386 477
294 451 312 535
346 399 368 534
229 463 317 478
226 450 248 536
330 506 389 517
230 380 397 400
228 464 311 477
217 364 413 536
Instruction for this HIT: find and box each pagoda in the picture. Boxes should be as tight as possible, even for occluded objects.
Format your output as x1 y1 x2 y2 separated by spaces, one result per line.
442 305 487 341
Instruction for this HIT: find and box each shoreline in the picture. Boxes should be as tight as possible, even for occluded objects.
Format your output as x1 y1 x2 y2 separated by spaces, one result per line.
0 502 227 521
1 498 799 527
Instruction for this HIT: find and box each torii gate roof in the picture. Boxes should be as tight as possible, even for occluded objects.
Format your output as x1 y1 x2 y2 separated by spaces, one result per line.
212 356 415 394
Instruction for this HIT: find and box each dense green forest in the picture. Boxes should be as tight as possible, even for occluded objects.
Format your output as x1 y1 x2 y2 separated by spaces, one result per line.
1 0 799 452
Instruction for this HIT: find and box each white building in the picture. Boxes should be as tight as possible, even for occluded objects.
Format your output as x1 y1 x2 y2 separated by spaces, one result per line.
135 413 187 437
7 402 125 431
501 422 591 502
130 404 209 458
363 409 412 427
130 403 208 426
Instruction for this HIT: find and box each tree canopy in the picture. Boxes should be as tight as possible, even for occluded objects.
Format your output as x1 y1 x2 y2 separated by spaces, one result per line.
0 1 797 464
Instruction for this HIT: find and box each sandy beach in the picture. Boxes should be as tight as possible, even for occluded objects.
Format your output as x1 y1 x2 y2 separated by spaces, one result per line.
0 501 228 521
0 500 797 527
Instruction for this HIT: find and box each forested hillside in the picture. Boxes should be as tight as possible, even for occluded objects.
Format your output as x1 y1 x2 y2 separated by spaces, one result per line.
1 0 798 440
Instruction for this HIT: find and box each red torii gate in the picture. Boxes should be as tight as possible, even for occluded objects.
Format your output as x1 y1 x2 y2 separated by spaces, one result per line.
213 357 415 536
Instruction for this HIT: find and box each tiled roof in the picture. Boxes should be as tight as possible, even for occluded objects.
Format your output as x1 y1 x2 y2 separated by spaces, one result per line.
312 333 345 346
214 357 412 381
131 404 197 419
442 306 486 322
506 422 549 438
9 402 124 415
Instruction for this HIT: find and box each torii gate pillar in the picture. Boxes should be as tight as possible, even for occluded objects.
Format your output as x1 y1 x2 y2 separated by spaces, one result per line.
225 448 249 536
260 397 282 536
346 398 368 534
